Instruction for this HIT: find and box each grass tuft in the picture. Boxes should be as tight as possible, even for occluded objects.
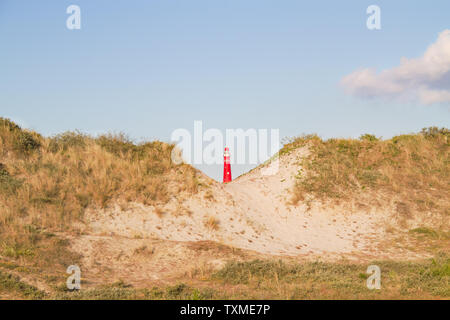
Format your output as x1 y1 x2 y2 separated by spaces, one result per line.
284 127 449 219
0 118 200 277
0 270 46 299
204 216 220 231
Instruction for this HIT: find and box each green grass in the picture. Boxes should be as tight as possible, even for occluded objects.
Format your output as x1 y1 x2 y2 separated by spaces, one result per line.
54 282 217 300
0 163 22 195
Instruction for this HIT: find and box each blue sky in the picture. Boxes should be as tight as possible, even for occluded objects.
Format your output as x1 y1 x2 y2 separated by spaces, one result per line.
1 1 449 179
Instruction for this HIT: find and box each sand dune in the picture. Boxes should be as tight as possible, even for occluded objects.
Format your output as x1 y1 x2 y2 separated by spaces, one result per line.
67 145 437 286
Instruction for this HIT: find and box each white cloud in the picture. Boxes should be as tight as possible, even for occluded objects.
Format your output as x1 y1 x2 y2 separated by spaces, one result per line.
341 30 450 105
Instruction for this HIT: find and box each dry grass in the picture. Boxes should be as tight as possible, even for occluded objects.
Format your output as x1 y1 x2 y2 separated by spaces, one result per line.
2 253 448 300
409 227 450 240
204 216 220 231
283 128 449 220
0 118 200 269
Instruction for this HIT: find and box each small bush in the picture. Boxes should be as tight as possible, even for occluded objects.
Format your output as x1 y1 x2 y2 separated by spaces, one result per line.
0 270 46 299
289 129 449 217
48 131 87 153
14 131 41 154
359 134 379 142
421 127 450 139
0 117 41 155
409 227 439 238
0 163 22 195
96 133 136 157
0 118 21 132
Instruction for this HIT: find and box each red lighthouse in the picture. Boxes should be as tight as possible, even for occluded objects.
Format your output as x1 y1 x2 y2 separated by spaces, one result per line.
223 147 232 183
